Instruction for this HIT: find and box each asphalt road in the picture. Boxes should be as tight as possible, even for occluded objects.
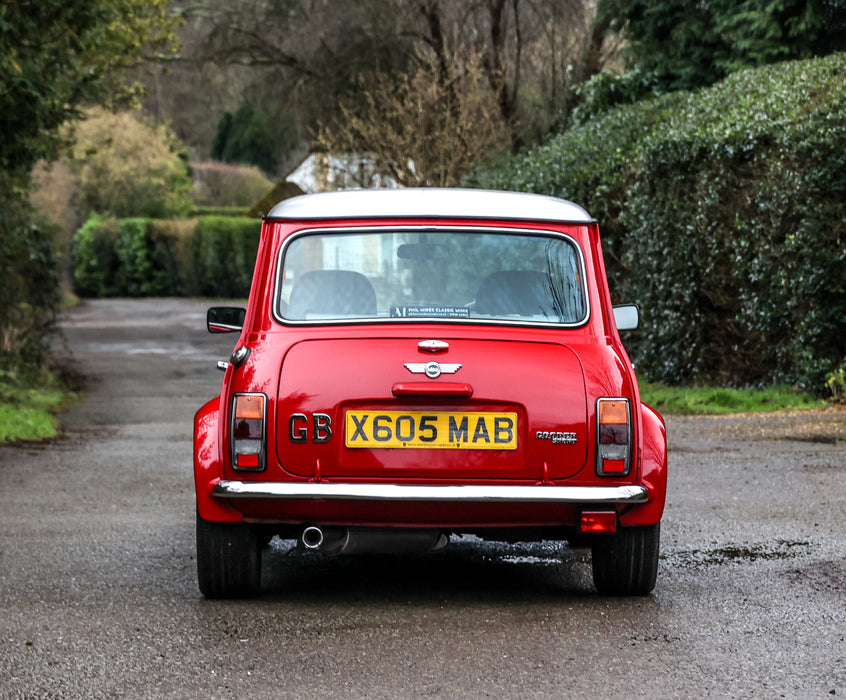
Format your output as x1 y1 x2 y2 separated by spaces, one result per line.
1 298 844 699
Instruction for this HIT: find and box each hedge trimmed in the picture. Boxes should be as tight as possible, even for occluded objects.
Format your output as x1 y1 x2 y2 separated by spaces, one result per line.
466 52 846 392
73 215 260 299
189 217 261 298
465 91 687 293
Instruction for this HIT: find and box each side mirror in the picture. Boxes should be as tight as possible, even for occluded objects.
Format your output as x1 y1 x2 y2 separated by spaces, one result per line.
613 304 639 332
207 306 246 333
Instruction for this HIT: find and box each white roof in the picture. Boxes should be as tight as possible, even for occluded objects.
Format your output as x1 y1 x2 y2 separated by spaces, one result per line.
266 188 593 223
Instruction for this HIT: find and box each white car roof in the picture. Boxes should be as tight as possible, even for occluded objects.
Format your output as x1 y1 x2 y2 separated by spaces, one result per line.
266 188 593 223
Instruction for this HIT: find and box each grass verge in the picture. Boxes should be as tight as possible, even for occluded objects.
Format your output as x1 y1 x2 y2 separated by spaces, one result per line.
639 382 828 415
0 372 75 445
0 372 831 443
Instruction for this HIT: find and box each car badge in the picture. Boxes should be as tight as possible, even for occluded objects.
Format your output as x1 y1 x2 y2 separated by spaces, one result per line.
536 430 578 445
404 361 462 379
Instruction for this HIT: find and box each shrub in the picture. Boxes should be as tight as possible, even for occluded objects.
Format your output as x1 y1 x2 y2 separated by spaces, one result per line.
826 366 846 401
190 161 273 208
113 219 182 297
153 219 198 295
624 56 846 389
0 177 61 380
190 206 251 218
70 107 192 219
73 214 121 298
466 52 846 392
465 91 688 292
72 215 260 299
189 217 261 298
569 68 662 126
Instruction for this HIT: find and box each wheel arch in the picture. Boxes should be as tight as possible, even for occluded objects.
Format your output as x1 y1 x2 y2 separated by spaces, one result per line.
194 398 243 523
621 403 667 527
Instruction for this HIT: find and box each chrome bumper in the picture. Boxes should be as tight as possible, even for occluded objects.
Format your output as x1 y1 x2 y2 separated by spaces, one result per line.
213 481 648 504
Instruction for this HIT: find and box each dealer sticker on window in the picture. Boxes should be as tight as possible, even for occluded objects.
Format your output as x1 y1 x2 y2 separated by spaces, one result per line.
390 305 471 319
345 411 518 450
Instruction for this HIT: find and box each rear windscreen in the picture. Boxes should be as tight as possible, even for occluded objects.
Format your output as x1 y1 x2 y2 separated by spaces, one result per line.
275 228 588 326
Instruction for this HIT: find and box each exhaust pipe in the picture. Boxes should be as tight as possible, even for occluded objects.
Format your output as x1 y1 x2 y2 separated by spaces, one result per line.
300 525 348 553
301 525 324 550
299 526 448 555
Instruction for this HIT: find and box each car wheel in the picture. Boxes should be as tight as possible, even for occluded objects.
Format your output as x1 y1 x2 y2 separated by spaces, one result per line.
591 523 660 596
196 511 261 599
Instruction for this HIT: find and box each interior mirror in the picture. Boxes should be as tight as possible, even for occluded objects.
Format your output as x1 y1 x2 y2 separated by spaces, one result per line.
207 306 246 333
613 304 639 331
397 243 449 261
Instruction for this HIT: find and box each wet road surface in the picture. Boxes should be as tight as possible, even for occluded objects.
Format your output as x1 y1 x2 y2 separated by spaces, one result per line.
0 299 844 698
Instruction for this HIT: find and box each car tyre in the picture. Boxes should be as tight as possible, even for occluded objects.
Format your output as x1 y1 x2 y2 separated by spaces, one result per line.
196 511 261 599
591 523 660 596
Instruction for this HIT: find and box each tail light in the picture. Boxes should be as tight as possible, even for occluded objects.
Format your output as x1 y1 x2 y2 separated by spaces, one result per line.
596 398 631 476
231 393 267 471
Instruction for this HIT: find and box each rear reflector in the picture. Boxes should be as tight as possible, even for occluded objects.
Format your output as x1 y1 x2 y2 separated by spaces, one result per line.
236 453 261 469
580 510 617 534
602 459 627 474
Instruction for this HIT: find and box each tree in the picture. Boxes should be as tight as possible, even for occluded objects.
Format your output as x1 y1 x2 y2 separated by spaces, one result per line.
409 0 605 143
718 0 846 72
211 102 298 175
311 1 616 183
316 52 510 186
0 0 180 380
70 108 192 219
1 0 180 180
156 0 613 160
599 0 846 92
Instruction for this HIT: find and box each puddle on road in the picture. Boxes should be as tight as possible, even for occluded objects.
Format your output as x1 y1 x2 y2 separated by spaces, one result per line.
499 554 561 566
787 434 844 445
84 342 207 356
665 539 812 569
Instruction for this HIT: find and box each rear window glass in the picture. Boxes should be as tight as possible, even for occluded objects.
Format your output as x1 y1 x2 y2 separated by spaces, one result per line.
275 228 588 325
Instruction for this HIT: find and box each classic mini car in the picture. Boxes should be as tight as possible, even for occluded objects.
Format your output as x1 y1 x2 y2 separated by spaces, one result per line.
194 188 667 598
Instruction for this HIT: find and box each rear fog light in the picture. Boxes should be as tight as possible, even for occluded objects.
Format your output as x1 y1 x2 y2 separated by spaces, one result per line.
580 510 617 534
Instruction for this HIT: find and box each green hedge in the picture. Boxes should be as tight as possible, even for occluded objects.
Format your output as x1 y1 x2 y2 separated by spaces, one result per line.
73 215 260 299
466 92 688 293
189 217 261 298
189 206 251 218
466 52 846 393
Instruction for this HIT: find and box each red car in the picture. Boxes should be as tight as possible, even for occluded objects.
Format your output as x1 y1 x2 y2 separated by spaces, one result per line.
194 189 667 598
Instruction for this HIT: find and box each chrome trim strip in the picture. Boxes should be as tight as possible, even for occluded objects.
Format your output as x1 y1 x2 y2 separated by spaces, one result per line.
213 481 648 504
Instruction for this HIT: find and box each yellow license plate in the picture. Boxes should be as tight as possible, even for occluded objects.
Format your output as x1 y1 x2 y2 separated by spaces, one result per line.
345 411 518 450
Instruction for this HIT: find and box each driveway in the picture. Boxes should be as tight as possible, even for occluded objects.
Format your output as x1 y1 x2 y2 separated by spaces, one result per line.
0 298 843 698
